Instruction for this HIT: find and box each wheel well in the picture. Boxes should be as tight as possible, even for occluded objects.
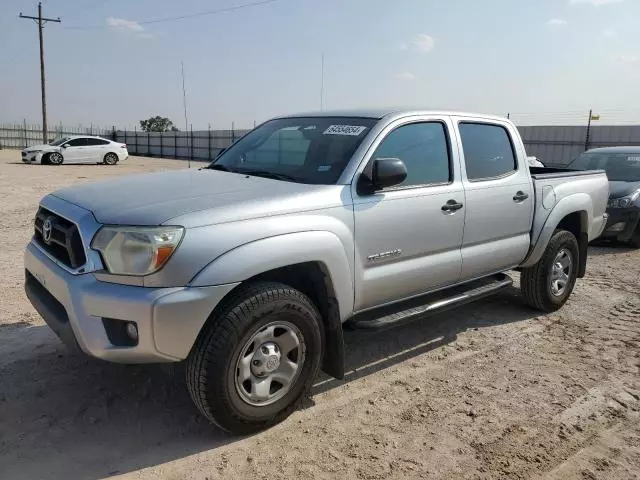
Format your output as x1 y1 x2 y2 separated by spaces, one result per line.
234 262 345 379
556 211 588 278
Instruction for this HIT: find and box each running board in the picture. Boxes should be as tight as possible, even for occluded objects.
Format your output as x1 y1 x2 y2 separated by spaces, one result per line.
348 274 513 332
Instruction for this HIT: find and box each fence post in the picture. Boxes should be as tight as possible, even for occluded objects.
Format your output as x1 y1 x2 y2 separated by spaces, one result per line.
147 130 150 157
208 124 212 161
23 119 27 148
231 121 235 144
111 126 116 142
174 130 177 158
189 124 194 168
134 125 138 155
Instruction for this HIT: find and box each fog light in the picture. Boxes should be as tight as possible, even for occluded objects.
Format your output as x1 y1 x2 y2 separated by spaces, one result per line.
607 222 626 233
125 322 138 340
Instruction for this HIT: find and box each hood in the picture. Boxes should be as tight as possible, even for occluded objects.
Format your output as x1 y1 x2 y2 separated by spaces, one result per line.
608 180 640 199
51 169 344 227
24 144 56 152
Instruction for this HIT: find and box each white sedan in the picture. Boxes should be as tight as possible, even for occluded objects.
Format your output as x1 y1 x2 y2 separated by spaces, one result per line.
21 135 128 165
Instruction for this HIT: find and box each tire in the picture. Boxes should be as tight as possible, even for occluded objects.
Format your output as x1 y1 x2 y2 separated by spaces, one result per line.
186 282 323 434
48 152 63 165
40 155 50 165
103 153 119 165
628 225 640 249
521 229 579 312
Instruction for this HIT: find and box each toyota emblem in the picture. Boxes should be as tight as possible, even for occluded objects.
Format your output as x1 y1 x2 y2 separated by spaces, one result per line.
42 218 53 244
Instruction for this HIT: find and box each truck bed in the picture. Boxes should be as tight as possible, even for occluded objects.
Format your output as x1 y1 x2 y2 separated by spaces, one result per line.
529 166 606 179
529 168 609 250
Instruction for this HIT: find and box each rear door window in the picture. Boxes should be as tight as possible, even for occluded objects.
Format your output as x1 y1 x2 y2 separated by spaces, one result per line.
86 138 109 146
459 123 517 180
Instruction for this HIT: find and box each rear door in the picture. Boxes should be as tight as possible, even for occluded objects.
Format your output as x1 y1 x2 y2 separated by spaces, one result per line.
86 137 110 162
62 137 89 163
454 118 534 279
352 116 465 311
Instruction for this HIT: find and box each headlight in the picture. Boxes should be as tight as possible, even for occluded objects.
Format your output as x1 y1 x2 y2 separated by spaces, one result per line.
91 226 184 276
608 189 640 209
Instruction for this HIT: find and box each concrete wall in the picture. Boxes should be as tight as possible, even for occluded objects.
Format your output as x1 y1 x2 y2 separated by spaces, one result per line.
518 125 640 166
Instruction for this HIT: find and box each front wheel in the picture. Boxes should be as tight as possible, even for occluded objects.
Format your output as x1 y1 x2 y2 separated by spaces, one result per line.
103 153 119 165
521 229 579 312
48 152 64 165
628 225 640 249
186 282 323 434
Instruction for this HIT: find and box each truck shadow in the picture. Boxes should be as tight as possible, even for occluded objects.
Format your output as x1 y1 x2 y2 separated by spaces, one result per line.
312 285 535 395
588 243 636 256
0 286 537 480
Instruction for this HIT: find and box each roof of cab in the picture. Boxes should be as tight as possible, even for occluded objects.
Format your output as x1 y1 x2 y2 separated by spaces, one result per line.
276 108 508 122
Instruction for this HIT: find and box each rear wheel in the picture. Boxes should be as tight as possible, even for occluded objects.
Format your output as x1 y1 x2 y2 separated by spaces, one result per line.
103 153 119 165
48 152 63 165
521 229 579 312
186 282 323 434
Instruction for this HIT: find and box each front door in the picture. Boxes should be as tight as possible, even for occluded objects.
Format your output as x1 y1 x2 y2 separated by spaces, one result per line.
455 119 534 279
352 118 465 311
62 137 89 163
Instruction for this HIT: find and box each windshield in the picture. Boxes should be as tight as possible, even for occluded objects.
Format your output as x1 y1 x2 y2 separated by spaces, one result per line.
208 117 377 184
49 137 71 146
569 152 640 182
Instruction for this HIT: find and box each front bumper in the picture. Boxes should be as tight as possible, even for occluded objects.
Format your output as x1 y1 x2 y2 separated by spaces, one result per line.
601 207 640 242
22 151 41 163
25 241 238 363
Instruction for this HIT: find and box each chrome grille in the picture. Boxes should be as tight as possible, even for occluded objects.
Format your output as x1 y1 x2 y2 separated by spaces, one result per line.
34 207 87 269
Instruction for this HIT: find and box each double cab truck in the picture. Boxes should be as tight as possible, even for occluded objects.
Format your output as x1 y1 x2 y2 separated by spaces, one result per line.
24 109 609 433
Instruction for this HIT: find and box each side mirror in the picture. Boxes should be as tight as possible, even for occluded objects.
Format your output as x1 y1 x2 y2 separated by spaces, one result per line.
358 158 407 194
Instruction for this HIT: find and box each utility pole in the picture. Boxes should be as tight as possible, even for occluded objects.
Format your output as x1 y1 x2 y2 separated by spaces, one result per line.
19 3 61 144
320 53 325 111
180 61 190 168
584 110 600 152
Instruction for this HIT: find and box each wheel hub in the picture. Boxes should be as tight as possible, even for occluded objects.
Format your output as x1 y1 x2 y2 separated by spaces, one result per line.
234 322 305 406
250 342 281 376
550 248 573 296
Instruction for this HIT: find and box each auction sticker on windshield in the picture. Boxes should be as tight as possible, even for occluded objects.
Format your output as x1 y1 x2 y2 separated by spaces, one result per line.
323 125 368 136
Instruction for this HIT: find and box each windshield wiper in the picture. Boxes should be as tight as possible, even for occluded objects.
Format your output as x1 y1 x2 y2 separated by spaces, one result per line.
237 170 299 182
204 164 235 172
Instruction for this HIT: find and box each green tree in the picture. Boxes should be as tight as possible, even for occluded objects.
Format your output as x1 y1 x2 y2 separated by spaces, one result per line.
139 116 179 132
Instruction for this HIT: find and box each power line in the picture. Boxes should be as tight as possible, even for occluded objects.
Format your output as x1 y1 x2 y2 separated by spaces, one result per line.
64 0 280 30
19 2 61 144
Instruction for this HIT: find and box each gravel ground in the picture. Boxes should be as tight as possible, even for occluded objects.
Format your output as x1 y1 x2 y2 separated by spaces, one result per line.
0 149 639 480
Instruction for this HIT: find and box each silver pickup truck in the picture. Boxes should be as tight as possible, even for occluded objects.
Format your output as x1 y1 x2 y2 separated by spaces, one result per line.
24 109 609 433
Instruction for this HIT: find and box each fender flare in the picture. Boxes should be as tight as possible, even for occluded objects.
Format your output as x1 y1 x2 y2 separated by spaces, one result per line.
521 193 592 269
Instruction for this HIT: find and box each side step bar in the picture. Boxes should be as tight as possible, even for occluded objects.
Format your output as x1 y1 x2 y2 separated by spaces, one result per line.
348 273 513 332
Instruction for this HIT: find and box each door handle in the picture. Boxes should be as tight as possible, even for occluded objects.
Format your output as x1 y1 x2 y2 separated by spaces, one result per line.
513 191 529 202
441 200 464 212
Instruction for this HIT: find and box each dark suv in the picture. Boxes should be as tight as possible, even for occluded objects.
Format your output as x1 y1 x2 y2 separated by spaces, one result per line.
569 147 640 248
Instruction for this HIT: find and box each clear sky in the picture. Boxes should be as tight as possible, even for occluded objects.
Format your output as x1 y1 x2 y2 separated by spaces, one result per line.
1 0 639 129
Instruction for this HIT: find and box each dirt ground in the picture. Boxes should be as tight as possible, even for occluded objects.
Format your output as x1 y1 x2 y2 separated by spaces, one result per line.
0 149 639 480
